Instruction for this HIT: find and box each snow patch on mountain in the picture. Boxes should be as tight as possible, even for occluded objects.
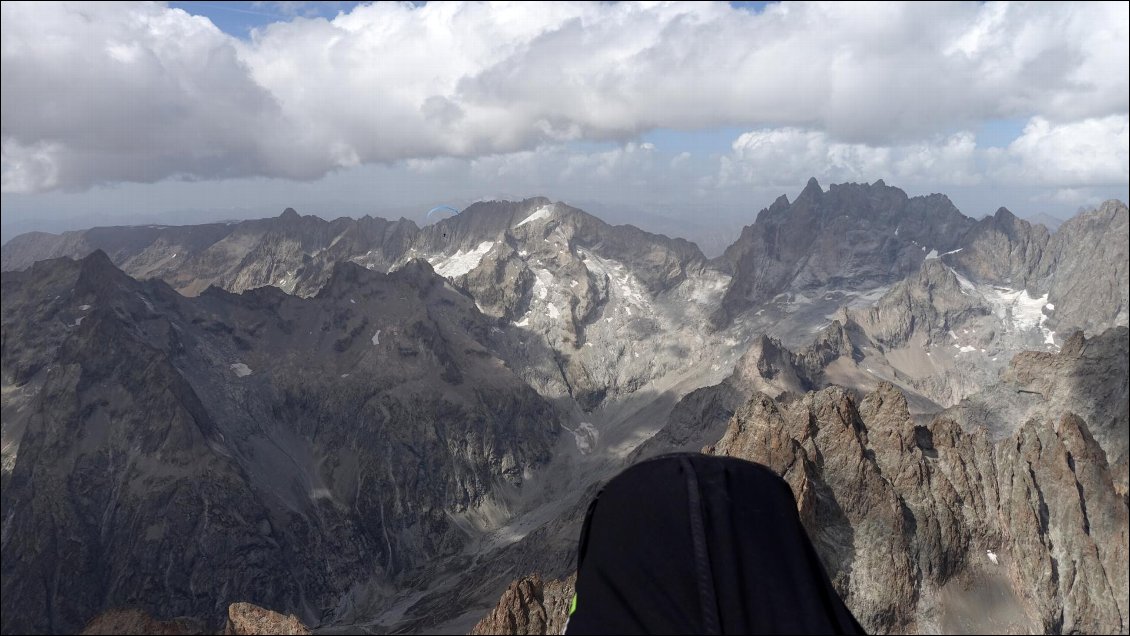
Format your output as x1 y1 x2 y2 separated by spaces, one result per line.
578 249 648 309
685 270 730 305
569 422 599 454
971 284 1057 347
980 286 1048 332
533 270 551 300
514 205 555 229
430 241 495 278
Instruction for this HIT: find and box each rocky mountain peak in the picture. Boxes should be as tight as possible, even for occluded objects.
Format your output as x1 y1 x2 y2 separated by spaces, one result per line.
947 204 1051 292
464 196 550 216
77 247 118 275
74 248 137 298
992 206 1017 223
316 260 381 299
1095 198 1129 219
771 193 790 208
798 176 823 200
391 256 442 288
1042 199 1128 333
714 179 975 326
280 207 300 220
456 197 551 228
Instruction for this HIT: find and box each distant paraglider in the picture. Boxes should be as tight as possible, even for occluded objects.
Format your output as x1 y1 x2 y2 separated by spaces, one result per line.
426 205 460 221
426 204 460 238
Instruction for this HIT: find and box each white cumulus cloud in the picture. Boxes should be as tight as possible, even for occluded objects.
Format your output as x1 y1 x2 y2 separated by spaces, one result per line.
719 114 1130 192
719 129 980 188
992 115 1130 186
1 1 1127 192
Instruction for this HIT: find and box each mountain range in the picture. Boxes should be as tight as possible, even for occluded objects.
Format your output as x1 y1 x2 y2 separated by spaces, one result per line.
2 179 1127 634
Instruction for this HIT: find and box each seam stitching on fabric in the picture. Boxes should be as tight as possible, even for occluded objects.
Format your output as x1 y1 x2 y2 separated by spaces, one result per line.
682 456 721 635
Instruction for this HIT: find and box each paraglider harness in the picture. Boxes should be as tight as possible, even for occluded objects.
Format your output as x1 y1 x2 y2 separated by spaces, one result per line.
564 453 864 635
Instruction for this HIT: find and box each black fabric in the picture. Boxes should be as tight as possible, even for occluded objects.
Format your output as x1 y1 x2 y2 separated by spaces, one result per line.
565 453 865 635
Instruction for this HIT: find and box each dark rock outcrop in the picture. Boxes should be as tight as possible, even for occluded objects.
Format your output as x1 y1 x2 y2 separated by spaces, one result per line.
1 253 559 634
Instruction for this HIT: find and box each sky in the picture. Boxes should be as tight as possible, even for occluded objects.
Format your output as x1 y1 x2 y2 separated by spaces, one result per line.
2 1 1127 253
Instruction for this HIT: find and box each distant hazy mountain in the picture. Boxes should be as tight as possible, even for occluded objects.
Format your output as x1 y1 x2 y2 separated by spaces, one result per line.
1026 211 1067 231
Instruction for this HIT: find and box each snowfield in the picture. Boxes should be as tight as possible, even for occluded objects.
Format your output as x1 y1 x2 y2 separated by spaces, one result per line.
513 205 555 229
430 241 495 278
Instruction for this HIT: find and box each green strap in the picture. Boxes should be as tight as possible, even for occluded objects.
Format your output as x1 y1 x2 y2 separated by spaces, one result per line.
569 593 578 616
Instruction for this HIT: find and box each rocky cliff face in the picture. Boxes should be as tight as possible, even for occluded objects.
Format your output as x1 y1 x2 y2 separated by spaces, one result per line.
469 574 575 636
478 328 1129 635
706 380 1127 634
714 178 976 326
948 206 1054 290
951 200 1129 336
851 259 992 350
1043 200 1130 334
1 252 559 634
945 328 1129 495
